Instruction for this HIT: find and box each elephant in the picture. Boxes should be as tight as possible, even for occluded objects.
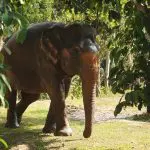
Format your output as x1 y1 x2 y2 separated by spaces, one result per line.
2 22 99 138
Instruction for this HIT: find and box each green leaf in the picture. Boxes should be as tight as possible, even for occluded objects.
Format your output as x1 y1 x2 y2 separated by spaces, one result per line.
19 0 25 5
0 74 11 92
125 92 133 105
0 53 4 63
16 27 28 44
3 44 12 55
0 137 8 149
114 101 126 117
0 64 9 71
13 12 29 28
0 93 5 106
0 24 4 36
2 12 13 26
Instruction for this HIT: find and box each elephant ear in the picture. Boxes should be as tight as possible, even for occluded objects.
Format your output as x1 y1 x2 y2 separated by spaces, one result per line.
41 23 83 49
40 24 65 64
64 24 83 47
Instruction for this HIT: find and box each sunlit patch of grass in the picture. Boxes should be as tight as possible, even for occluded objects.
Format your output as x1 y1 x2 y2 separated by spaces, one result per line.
0 99 150 150
67 94 121 108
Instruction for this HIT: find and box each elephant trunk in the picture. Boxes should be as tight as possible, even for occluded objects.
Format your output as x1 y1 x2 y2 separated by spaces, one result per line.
80 52 98 138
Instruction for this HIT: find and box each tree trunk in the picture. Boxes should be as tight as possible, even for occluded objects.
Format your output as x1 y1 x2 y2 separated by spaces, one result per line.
104 51 110 88
147 105 150 113
96 62 100 97
0 37 4 50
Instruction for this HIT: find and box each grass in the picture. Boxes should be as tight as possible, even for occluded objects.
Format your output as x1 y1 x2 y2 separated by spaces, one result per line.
0 96 150 150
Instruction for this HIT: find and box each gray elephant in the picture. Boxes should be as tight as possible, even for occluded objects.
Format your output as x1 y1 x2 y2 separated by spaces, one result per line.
2 22 99 138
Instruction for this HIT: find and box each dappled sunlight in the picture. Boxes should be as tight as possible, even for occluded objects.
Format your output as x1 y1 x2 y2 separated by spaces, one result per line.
1 98 150 149
11 144 30 150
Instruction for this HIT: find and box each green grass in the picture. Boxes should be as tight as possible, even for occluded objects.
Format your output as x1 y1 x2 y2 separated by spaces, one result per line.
0 97 150 150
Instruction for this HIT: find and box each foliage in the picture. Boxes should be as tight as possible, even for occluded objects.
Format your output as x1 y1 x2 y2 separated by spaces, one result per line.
62 0 150 115
107 0 150 115
0 0 29 104
69 75 82 99
40 93 49 100
0 0 30 147
20 0 54 23
0 52 10 108
0 137 8 149
0 0 29 41
61 0 150 115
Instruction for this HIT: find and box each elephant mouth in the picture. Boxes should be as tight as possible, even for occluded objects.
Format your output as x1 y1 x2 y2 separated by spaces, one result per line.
80 52 99 71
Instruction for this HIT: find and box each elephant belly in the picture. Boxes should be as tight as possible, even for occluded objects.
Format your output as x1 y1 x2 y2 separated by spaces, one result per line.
6 66 45 93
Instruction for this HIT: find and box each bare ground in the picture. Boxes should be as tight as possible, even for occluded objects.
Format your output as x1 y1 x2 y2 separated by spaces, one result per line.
66 97 149 123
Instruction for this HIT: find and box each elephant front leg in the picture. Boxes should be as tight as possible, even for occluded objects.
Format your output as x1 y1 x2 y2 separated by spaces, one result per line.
47 81 72 136
42 100 56 133
43 78 72 135
5 90 19 128
54 97 72 136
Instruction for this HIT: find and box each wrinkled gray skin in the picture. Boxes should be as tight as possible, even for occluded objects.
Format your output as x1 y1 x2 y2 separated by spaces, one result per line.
2 22 99 138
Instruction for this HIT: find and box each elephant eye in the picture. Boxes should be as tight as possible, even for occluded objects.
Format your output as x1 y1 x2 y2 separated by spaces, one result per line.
72 47 81 56
85 34 95 43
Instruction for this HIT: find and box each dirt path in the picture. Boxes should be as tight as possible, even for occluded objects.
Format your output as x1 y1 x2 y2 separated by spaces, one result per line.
67 106 127 122
67 102 147 123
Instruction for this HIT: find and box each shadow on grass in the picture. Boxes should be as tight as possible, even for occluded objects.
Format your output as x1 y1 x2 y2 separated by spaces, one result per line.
0 114 84 150
0 130 62 150
0 115 45 129
125 113 150 122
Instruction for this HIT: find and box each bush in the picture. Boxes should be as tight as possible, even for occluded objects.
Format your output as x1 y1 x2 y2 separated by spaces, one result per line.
69 75 82 99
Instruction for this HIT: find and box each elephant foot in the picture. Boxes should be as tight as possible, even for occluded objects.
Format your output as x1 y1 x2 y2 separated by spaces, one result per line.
5 111 20 128
17 115 22 124
55 126 72 136
5 121 20 128
42 123 56 133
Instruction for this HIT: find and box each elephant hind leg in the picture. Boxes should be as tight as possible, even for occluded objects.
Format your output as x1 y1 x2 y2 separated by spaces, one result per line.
63 77 71 98
5 89 19 128
16 91 40 124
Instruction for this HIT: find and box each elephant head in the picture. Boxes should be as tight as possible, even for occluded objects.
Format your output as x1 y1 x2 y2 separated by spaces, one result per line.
40 23 99 138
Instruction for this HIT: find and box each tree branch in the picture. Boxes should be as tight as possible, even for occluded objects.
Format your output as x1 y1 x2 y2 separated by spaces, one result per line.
131 0 147 14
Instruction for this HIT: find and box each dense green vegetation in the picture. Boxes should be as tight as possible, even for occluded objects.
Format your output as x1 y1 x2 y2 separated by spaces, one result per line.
105 1 150 115
56 0 150 115
0 0 29 108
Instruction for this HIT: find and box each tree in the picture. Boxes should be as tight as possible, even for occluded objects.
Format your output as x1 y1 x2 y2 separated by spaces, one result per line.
0 0 29 148
107 0 150 116
0 0 29 105
62 0 150 114
20 0 54 23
